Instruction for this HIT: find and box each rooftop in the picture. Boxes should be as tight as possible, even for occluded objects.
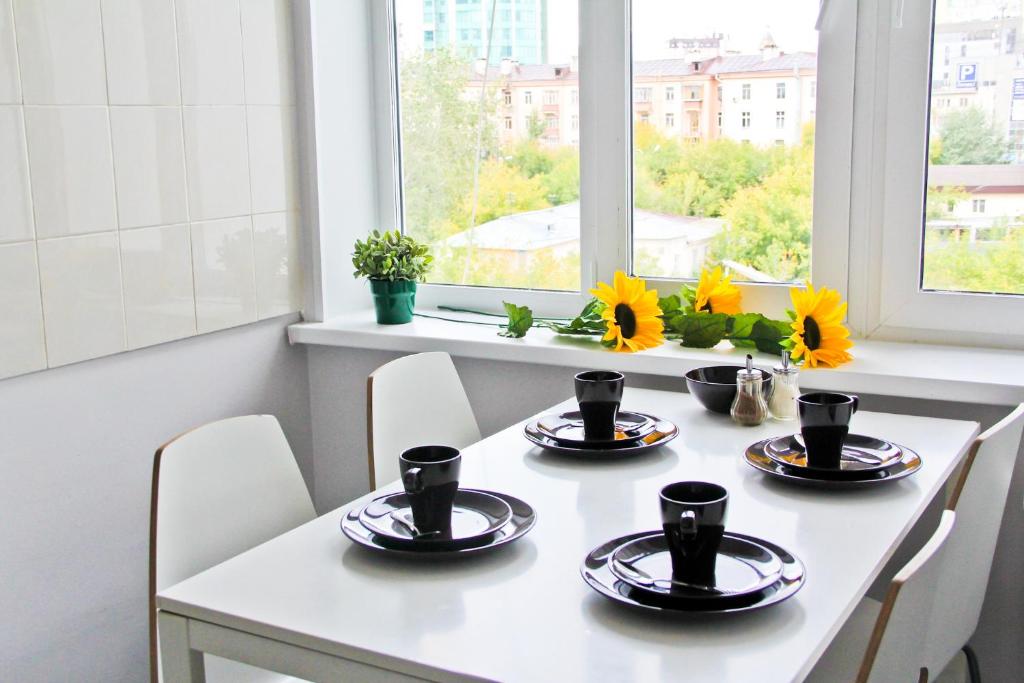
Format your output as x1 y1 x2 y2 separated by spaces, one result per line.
929 164 1024 191
444 201 723 252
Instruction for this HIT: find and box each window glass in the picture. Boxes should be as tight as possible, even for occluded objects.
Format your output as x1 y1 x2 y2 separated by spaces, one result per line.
631 0 819 283
394 0 581 290
922 0 1024 295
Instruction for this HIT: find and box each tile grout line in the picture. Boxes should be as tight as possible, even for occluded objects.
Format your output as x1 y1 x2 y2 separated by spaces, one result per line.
237 0 262 322
9 0 49 372
170 0 199 337
97 0 129 354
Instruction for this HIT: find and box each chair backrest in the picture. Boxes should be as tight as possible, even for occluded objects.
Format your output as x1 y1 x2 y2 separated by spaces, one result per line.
149 415 316 681
367 352 481 489
858 510 957 683
926 403 1024 673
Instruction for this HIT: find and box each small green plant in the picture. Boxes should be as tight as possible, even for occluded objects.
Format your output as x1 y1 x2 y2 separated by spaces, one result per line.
352 230 433 282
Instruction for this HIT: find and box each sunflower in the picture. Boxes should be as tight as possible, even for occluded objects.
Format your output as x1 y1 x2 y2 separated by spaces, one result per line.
788 282 853 368
693 266 742 315
589 271 665 352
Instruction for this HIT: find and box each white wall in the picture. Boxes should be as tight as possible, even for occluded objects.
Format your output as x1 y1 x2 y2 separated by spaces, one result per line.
307 345 1024 678
0 315 312 682
0 0 303 381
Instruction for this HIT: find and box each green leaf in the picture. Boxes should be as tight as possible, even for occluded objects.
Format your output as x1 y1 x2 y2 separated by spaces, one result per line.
786 309 797 321
543 298 606 335
749 318 794 354
658 294 683 317
668 312 729 348
499 302 534 338
726 312 766 347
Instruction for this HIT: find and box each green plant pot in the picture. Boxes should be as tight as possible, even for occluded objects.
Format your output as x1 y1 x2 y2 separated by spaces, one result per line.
369 279 417 324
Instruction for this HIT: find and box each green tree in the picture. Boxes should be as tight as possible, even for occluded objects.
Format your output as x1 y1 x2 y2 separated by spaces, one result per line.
933 108 1009 165
923 229 1024 294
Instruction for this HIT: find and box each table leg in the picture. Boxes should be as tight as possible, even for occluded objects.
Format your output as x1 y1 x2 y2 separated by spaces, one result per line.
158 611 206 683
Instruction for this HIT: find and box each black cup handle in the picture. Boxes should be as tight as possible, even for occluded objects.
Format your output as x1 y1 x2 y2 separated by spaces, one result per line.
402 467 423 493
850 395 860 414
679 510 698 539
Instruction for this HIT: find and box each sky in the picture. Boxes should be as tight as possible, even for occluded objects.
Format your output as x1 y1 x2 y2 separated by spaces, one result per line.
547 0 820 63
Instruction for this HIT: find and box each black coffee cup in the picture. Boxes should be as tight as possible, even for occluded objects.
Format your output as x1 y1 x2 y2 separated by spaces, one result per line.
574 370 625 440
797 392 860 469
400 445 461 534
660 482 728 585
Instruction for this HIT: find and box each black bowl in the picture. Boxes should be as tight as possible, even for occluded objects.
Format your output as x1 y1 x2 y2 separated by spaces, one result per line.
685 365 773 415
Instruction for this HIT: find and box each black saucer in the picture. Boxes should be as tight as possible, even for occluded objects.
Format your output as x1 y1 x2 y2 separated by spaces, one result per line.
582 531 805 614
763 434 903 474
524 414 678 458
358 490 513 548
609 532 784 600
536 411 656 448
342 489 536 557
745 439 922 488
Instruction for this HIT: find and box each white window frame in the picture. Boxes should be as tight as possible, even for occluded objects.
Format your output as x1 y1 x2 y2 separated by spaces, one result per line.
848 0 1024 346
354 0 856 320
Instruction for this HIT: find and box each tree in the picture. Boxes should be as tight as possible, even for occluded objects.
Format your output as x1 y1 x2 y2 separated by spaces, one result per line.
933 108 1009 165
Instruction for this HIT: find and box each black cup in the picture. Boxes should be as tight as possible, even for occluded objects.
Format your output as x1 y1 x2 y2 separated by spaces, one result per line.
660 482 729 585
574 370 625 440
400 445 461 534
797 392 860 469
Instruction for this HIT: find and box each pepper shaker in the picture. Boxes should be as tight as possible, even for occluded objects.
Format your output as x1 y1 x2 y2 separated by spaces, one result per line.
768 351 800 421
731 354 768 426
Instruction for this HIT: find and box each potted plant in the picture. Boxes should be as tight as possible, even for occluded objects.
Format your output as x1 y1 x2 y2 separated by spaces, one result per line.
352 230 433 324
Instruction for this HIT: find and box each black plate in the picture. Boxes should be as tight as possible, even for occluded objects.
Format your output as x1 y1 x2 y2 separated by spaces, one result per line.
745 439 922 488
609 532 784 600
536 410 656 448
582 531 805 614
764 434 903 474
342 489 536 557
357 490 513 548
524 414 678 458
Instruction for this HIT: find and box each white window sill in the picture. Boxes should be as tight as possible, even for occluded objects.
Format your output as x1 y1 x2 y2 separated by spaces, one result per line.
288 309 1024 407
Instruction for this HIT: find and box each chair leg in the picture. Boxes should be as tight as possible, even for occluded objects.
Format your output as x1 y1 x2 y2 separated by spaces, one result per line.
962 644 981 683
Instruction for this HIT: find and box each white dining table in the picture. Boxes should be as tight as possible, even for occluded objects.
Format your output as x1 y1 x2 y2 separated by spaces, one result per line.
157 388 980 683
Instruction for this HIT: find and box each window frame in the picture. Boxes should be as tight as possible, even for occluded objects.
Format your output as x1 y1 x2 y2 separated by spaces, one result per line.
848 0 1024 346
364 0 857 321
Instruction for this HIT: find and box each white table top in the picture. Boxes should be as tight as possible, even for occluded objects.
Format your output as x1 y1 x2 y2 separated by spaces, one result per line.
158 388 980 683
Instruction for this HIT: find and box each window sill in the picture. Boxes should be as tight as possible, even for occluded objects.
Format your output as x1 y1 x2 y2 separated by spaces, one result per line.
288 309 1024 406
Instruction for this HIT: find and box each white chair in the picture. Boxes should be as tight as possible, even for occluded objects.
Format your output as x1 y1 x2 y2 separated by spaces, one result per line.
150 415 316 682
366 352 481 489
809 404 1024 682
808 510 956 682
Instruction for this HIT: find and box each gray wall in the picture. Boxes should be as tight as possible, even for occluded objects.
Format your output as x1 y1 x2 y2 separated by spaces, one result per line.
308 346 1023 678
1 316 312 683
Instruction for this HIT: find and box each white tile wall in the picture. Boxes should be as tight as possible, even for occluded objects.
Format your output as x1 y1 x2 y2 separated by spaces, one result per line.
191 217 257 333
38 232 126 367
0 0 302 380
0 242 46 379
0 105 33 243
101 0 181 105
110 106 188 229
24 106 118 238
0 0 20 103
14 0 108 105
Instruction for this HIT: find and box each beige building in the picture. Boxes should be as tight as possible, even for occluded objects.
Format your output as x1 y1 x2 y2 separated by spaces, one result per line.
928 164 1024 239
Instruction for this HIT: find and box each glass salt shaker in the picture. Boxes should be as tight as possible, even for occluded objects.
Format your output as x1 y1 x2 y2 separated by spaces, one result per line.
768 351 800 421
731 354 768 426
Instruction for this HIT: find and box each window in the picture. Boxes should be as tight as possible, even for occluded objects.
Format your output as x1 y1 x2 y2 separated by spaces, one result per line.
571 114 579 131
665 86 675 101
972 199 986 214
635 87 652 102
631 0 820 284
391 0 580 291
961 44 967 57
570 88 578 104
810 80 816 98
717 85 722 101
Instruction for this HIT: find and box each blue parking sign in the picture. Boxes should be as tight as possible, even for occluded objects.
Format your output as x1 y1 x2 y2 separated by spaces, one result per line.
957 63 977 87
